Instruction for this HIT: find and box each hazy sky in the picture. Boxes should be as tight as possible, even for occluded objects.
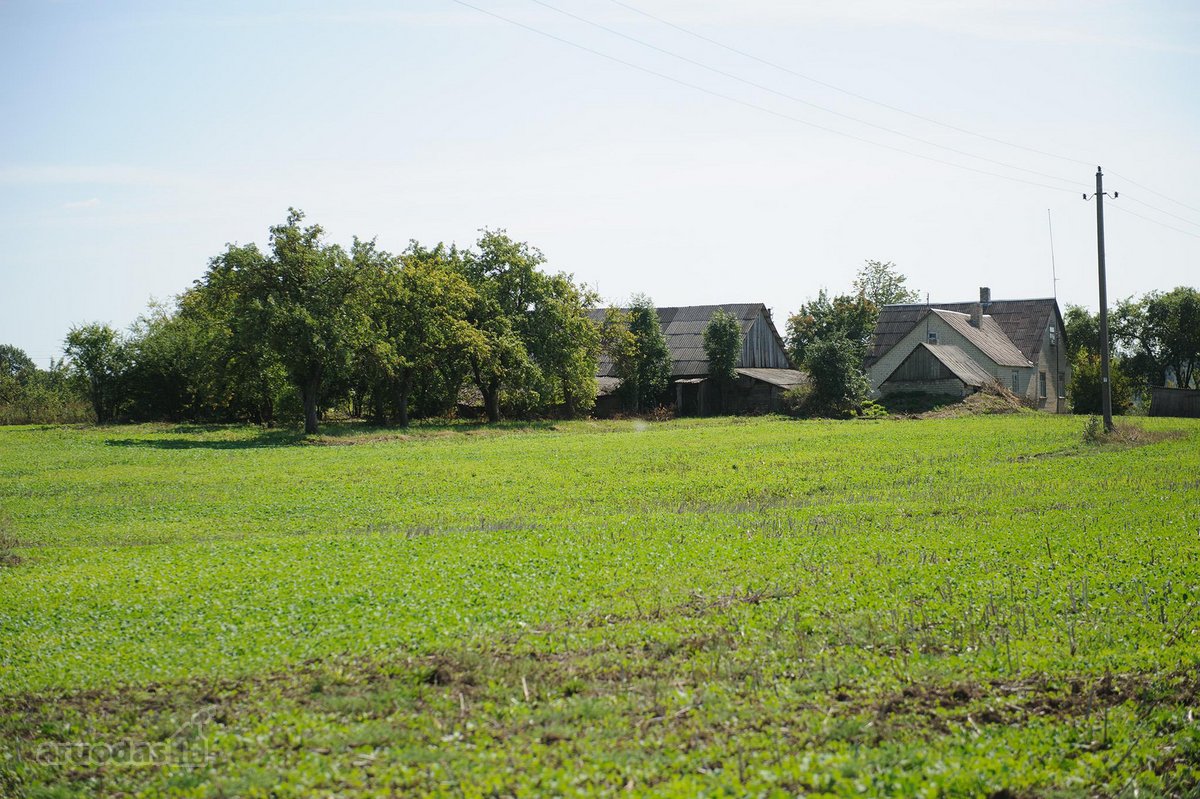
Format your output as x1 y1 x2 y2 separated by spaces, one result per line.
2 0 1197 365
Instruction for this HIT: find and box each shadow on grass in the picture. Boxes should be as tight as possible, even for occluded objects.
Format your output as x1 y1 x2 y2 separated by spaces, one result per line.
104 429 309 450
103 419 565 450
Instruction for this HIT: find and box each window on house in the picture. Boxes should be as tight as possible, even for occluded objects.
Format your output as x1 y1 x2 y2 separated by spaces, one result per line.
1011 371 1020 393
1058 372 1066 399
927 331 938 345
1039 371 1047 399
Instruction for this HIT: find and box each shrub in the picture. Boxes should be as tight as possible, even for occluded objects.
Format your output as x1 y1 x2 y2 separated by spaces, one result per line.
798 334 870 418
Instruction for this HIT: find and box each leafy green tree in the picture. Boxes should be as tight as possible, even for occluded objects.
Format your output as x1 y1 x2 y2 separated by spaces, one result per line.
852 260 920 307
460 231 545 423
608 295 671 414
239 209 367 433
524 273 600 418
703 309 741 414
0 357 90 425
64 323 128 423
1069 350 1133 415
359 241 484 426
0 345 36 407
785 290 877 365
802 333 870 418
0 345 35 380
1063 304 1099 362
122 301 204 421
459 230 597 421
180 243 290 424
1115 287 1200 388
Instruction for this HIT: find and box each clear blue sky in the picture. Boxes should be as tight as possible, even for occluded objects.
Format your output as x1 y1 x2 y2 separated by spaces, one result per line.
2 0 1197 365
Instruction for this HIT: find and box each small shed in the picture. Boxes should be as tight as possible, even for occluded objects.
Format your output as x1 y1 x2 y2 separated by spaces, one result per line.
1149 386 1200 418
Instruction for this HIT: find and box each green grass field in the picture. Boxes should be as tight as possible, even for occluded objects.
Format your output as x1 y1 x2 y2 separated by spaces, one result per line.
2 414 1199 797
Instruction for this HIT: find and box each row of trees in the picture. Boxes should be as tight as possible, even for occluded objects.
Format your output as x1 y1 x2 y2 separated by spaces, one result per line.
1065 286 1200 413
33 211 608 433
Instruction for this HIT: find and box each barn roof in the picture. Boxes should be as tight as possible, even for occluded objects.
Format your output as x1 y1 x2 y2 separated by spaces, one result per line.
590 303 790 378
866 298 1060 367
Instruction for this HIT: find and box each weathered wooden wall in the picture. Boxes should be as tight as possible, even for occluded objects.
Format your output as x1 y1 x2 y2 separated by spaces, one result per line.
1150 387 1200 418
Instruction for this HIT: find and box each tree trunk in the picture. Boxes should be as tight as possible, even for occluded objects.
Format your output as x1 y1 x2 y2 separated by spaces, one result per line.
562 377 575 419
302 380 320 434
90 379 106 424
371 388 387 427
484 381 501 423
392 375 411 428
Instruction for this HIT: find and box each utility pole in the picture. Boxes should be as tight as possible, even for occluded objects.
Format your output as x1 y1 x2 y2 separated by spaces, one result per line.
1084 167 1117 432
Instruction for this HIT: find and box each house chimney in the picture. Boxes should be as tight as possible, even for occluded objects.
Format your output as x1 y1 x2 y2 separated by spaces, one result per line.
979 286 991 306
970 302 983 328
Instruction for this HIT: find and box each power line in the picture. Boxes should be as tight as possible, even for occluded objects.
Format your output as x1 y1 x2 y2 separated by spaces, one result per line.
1106 170 1200 215
606 0 1200 224
527 0 1088 191
1108 203 1200 240
1118 195 1200 229
450 0 1084 195
605 0 1097 170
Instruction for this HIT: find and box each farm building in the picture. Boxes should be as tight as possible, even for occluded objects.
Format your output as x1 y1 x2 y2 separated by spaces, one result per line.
1149 387 1200 418
590 303 805 416
865 288 1071 412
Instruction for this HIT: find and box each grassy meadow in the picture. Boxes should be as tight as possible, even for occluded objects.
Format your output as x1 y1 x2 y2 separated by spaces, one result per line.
1 414 1199 797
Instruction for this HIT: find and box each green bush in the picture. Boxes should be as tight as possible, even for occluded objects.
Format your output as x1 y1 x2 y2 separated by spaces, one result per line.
787 334 870 418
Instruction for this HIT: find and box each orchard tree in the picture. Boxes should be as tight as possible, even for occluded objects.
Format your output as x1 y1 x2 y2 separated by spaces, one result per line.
702 309 741 414
0 345 35 380
181 243 289 424
1069 350 1133 414
525 272 600 418
0 345 35 406
360 241 484 426
461 231 544 422
461 230 597 421
242 209 367 433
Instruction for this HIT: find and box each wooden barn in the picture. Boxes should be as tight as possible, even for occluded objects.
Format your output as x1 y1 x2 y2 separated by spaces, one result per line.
590 303 805 416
